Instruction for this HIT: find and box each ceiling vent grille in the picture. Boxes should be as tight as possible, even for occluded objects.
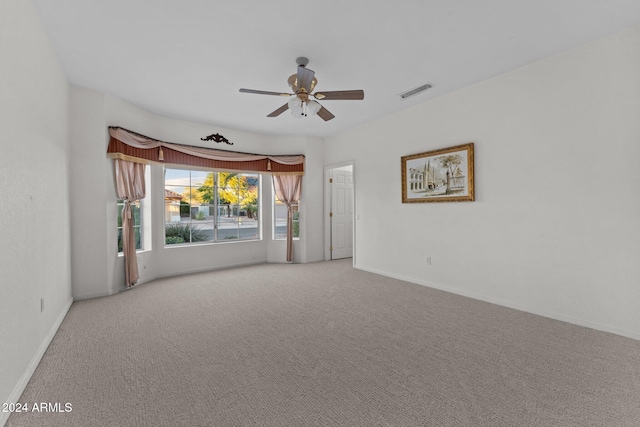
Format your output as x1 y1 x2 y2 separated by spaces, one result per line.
399 83 432 100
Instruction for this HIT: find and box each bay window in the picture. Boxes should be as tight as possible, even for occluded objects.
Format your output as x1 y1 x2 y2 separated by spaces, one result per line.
164 168 260 245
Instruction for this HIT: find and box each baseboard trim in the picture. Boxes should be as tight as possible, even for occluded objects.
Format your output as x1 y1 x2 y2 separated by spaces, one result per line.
355 265 640 342
73 260 271 301
1 298 73 427
157 259 269 281
73 289 114 301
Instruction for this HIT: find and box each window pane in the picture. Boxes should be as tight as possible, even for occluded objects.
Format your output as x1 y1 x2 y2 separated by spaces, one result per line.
131 201 141 226
165 199 183 225
193 171 214 206
117 201 141 227
165 168 259 245
240 174 259 241
117 203 123 228
274 201 288 239
117 226 142 251
274 189 299 239
165 168 191 184
165 168 190 245
190 170 209 188
292 205 299 238
118 199 142 253
164 168 190 218
217 173 259 241
134 226 142 250
219 208 240 240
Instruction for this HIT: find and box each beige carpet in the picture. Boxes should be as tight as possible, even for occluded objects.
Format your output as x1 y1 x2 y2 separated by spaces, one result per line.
8 260 640 426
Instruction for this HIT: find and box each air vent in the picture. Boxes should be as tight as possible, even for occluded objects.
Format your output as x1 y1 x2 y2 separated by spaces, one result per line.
399 83 433 100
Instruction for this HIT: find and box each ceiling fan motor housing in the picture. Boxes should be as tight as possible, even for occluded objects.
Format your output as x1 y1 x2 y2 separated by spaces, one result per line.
288 74 317 95
297 90 309 102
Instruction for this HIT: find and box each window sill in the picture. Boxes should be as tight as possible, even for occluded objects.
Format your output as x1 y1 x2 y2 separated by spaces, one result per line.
164 239 262 249
117 249 150 257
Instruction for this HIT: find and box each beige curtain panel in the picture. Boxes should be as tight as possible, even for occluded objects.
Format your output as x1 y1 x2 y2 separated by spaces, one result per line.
273 175 303 262
107 127 304 175
115 159 146 288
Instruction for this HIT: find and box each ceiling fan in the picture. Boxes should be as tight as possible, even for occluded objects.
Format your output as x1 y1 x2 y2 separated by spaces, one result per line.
239 57 364 121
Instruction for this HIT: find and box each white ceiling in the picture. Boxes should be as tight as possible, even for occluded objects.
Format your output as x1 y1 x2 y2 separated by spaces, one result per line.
32 0 640 138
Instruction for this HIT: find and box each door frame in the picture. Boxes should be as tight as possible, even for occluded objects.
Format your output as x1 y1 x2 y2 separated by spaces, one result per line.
324 161 356 264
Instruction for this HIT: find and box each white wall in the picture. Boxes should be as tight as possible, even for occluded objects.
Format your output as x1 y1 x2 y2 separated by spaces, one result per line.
68 88 325 298
324 26 640 339
302 137 326 263
68 87 111 298
0 0 72 421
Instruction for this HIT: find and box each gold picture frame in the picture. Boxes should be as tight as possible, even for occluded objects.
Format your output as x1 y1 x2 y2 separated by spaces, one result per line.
401 143 474 203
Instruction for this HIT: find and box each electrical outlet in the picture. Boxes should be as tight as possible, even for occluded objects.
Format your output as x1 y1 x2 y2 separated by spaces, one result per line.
426 256 432 265
40 298 44 312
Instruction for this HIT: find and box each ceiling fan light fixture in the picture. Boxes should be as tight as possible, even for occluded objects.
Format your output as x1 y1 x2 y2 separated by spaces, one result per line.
288 96 302 109
307 100 321 116
288 96 321 118
288 96 303 117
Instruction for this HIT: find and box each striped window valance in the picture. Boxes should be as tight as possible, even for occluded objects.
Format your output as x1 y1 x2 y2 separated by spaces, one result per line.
107 127 305 175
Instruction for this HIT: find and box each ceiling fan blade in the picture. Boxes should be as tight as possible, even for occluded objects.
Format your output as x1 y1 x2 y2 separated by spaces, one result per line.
296 66 316 93
316 106 335 121
314 90 364 100
240 88 291 97
267 103 289 117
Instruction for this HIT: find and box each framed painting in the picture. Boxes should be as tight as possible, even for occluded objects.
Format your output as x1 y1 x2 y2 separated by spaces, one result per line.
401 142 474 203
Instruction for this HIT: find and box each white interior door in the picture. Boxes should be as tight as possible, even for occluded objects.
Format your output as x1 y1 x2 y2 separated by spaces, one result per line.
331 168 354 260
